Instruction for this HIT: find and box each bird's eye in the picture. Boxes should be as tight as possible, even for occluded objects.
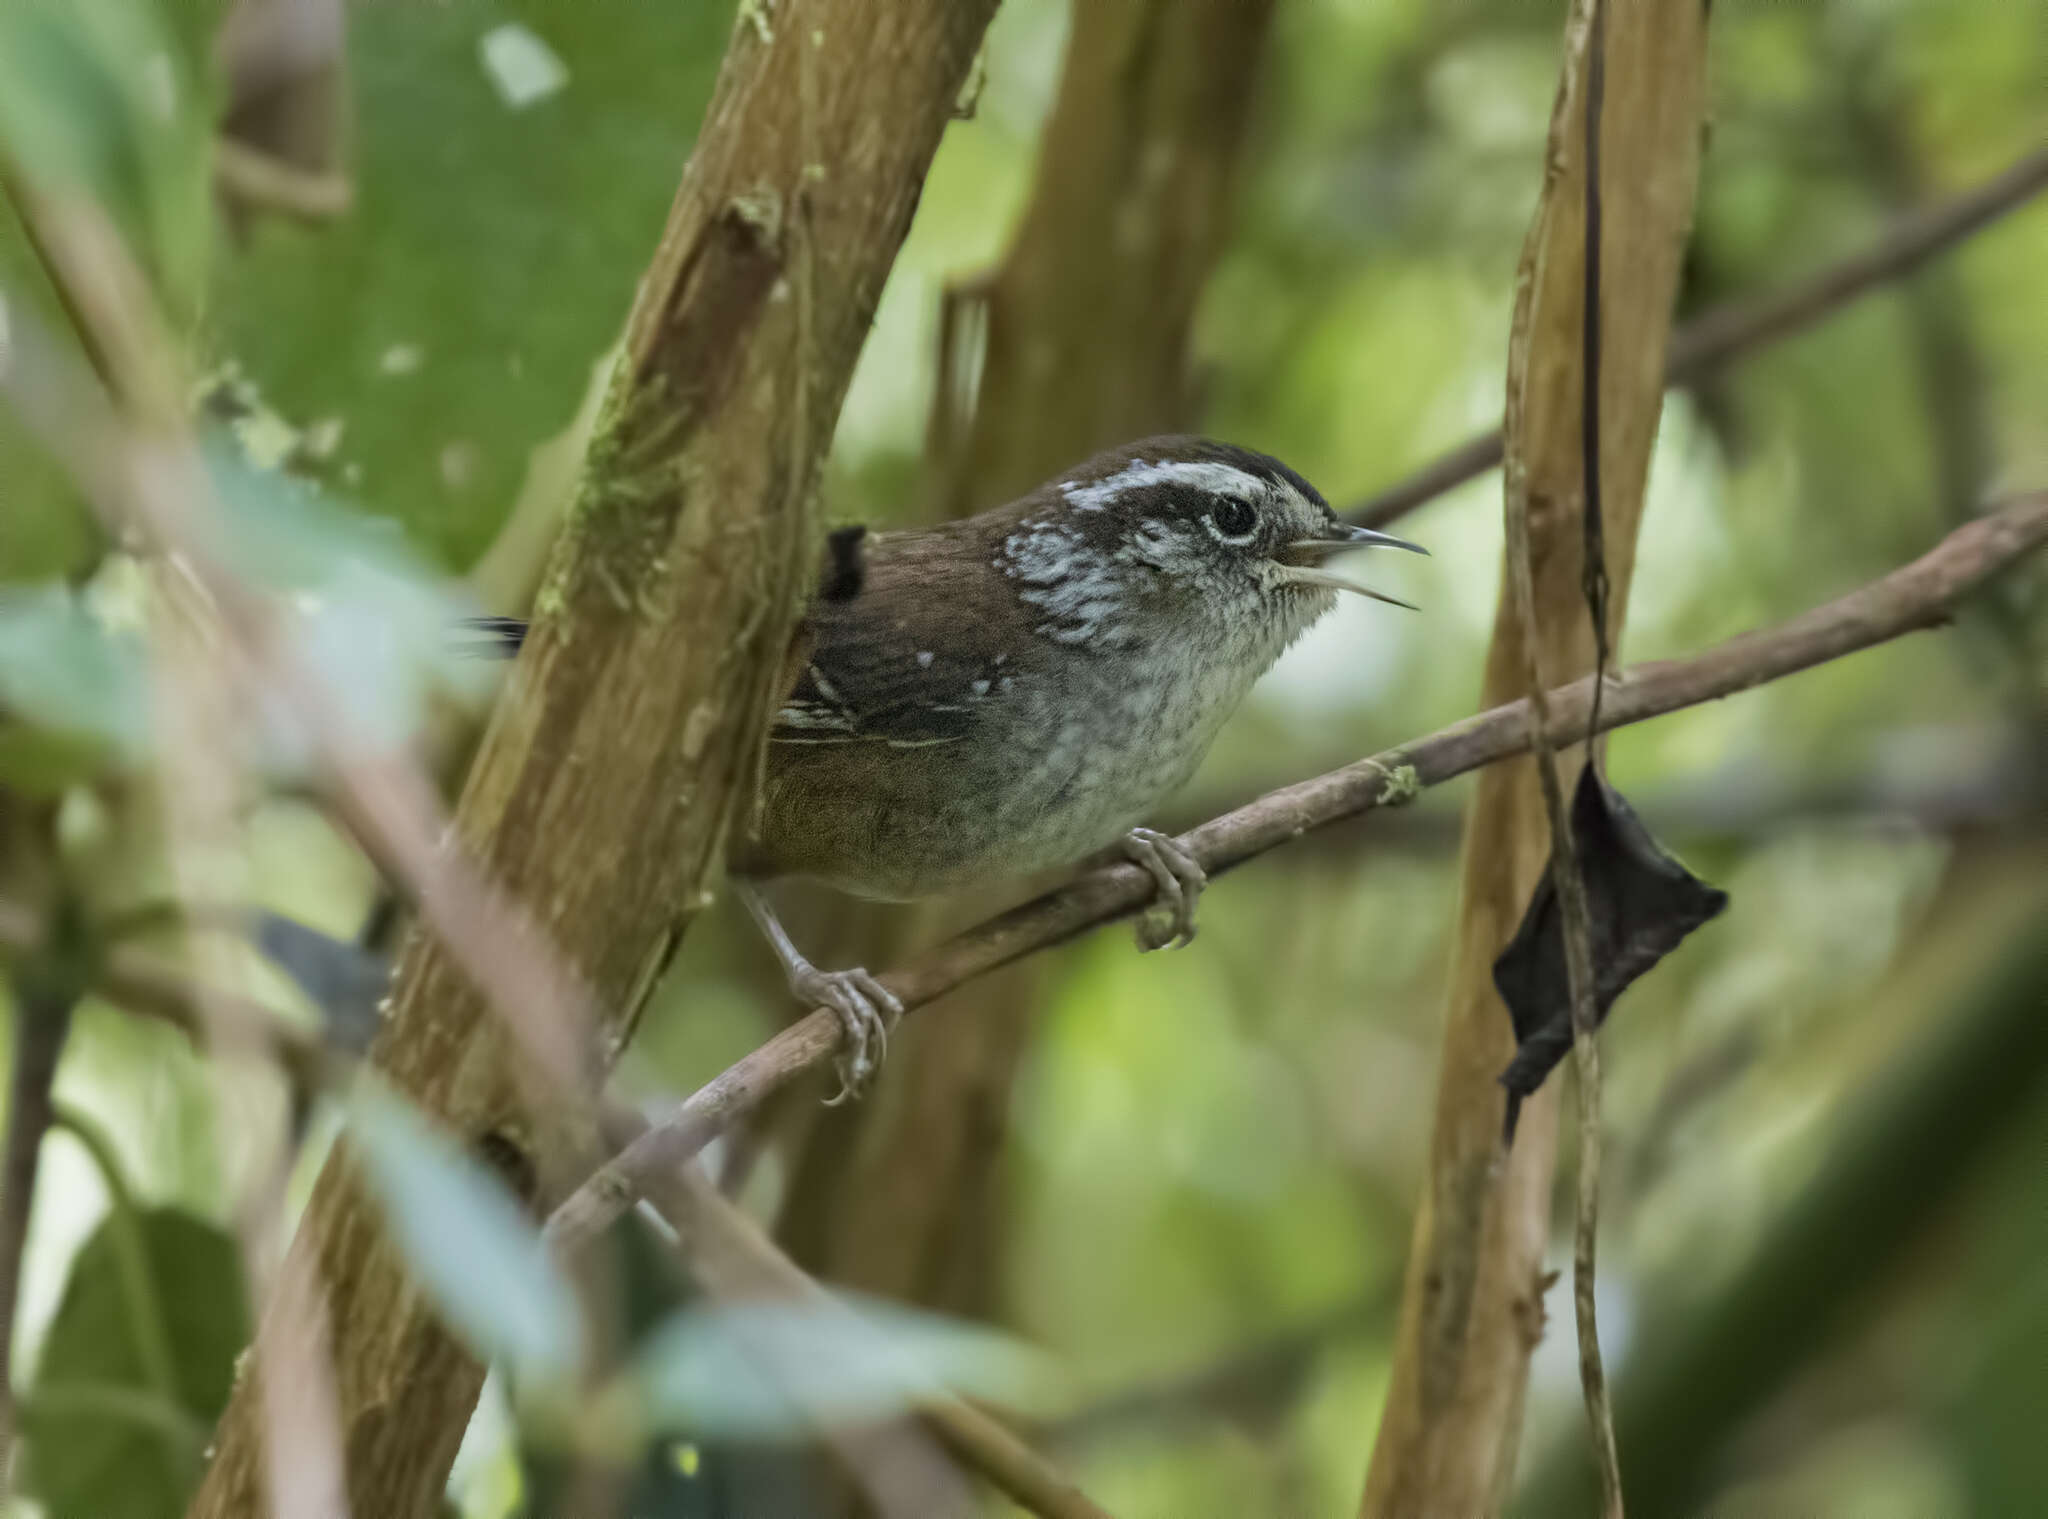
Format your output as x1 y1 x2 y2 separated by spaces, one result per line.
1208 496 1258 542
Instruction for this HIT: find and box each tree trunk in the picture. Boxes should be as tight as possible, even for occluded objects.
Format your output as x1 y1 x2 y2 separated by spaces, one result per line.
774 0 1280 1330
184 5 997 1516
1358 2 1710 1514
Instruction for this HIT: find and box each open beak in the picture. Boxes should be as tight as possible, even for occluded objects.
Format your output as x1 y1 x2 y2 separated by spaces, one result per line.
1276 522 1429 610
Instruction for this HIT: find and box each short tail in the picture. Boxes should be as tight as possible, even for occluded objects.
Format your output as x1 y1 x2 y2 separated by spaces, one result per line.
456 615 528 657
458 522 866 659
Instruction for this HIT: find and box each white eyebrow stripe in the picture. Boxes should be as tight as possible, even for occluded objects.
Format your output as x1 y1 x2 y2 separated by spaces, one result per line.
1058 459 1267 511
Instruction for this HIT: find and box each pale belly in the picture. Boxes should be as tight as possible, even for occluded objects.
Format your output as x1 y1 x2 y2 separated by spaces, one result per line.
828 656 1255 900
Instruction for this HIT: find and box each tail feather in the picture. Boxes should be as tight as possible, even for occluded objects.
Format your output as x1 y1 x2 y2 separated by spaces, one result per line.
457 615 528 657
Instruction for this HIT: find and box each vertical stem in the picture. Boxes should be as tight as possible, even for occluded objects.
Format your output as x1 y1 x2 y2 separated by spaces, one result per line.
0 967 74 1478
1566 1 1623 1512
47 1103 195 1488
1359 0 1707 1510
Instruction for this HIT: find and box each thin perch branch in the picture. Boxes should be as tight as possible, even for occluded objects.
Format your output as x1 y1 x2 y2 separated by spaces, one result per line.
612 1116 1120 1519
548 492 2048 1256
0 910 1117 1519
1342 143 2048 528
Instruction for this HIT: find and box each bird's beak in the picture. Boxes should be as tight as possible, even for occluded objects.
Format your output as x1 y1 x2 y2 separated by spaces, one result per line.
1276 522 1428 610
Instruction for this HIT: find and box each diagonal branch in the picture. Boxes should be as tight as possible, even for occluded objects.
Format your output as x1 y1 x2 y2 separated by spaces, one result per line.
547 492 2048 1256
8 3 1004 1512
0 907 1121 1519
614 1122 1120 1519
1342 143 2048 528
0 900 84 1470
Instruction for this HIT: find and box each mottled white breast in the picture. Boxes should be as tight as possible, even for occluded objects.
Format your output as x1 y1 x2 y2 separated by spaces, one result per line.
979 636 1266 878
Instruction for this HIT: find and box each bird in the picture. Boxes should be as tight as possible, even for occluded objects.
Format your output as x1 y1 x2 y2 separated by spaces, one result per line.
477 436 1424 1098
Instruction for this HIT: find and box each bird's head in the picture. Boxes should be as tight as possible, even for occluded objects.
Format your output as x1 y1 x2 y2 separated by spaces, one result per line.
994 436 1426 662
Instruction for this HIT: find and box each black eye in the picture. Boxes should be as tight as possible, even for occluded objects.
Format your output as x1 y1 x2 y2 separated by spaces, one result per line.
1209 496 1257 541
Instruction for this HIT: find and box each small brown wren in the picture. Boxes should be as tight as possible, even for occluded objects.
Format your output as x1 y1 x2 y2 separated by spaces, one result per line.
481 436 1423 1097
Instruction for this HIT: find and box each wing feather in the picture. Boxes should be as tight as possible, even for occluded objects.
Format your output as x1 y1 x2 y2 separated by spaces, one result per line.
770 524 1023 749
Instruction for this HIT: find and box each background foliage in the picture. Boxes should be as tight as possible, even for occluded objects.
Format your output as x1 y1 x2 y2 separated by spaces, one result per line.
1 0 2043 1515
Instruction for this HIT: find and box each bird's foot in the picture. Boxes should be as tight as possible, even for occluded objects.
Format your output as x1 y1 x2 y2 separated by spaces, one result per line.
789 963 903 1104
1121 827 1205 951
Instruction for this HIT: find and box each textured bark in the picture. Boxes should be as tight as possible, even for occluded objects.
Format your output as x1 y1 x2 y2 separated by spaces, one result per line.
183 4 997 1516
774 0 1279 1330
1357 3 1710 1515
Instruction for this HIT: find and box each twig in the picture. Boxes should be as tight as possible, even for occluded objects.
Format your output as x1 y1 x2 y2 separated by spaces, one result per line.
149 542 353 1519
920 1398 1117 1519
1342 143 2048 528
547 492 2048 1254
0 252 604 1120
4 156 988 1513
0 906 84 1476
1498 0 1621 1508
0 911 1114 1519
211 138 353 222
1172 755 2044 859
0 901 339 1093
1366 3 1708 1503
611 1120 1118 1519
0 182 367 1519
1043 1284 1396 1447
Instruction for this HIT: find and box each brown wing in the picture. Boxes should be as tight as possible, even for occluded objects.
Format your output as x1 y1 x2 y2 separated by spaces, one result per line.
771 520 1026 749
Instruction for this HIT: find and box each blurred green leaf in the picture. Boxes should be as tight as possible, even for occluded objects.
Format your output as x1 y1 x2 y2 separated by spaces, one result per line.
209 1 726 569
198 425 497 757
0 424 498 788
17 1204 247 1519
347 1080 582 1383
0 0 213 316
0 0 210 582
0 581 150 786
624 1292 1061 1439
0 240 102 582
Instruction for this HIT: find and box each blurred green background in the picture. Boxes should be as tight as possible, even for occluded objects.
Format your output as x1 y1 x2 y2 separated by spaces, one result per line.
2 1 2045 1516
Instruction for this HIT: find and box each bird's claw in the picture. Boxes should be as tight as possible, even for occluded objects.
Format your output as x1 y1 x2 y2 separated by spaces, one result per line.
791 965 903 1104
1121 827 1205 951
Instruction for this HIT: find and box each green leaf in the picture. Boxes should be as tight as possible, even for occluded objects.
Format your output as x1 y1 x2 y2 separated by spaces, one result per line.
0 0 213 318
0 431 497 788
208 1 727 569
623 1293 1062 1439
347 1081 583 1383
0 244 102 583
17 1205 248 1519
198 428 497 757
0 582 151 786
0 0 211 582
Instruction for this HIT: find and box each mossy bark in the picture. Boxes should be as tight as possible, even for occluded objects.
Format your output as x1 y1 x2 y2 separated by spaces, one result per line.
183 5 997 1517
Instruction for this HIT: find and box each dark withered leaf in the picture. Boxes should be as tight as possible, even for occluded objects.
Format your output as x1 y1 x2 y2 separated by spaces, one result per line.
1494 765 1728 1142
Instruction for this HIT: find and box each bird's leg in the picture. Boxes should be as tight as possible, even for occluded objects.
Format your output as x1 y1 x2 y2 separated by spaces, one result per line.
1120 827 1205 951
734 881 902 1103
